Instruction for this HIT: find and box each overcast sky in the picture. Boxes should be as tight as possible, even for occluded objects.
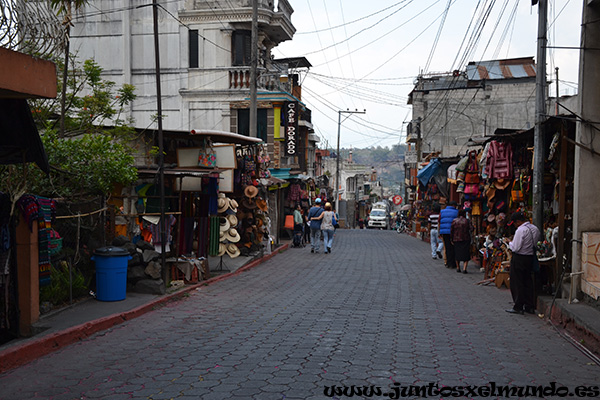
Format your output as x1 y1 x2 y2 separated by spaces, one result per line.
272 0 582 150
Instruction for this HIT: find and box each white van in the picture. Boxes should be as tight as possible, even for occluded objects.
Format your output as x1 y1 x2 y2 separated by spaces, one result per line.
367 208 390 230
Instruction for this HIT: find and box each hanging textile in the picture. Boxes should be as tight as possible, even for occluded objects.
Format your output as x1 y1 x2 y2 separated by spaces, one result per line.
486 140 513 180
36 196 56 286
208 215 220 256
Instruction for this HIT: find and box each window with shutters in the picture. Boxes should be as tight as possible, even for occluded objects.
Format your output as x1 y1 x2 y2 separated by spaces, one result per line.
237 108 267 142
232 30 251 66
189 30 199 68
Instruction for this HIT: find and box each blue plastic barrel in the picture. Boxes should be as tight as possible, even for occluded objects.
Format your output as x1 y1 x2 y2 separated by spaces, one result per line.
92 247 131 301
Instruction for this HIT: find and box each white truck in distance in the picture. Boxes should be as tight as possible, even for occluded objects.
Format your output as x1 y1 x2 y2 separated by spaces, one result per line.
367 201 391 230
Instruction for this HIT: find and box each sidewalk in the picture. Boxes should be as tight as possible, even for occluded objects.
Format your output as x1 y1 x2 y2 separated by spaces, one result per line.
0 243 289 374
403 231 600 360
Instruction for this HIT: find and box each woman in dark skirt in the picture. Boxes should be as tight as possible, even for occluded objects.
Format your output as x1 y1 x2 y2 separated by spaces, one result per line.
451 208 472 273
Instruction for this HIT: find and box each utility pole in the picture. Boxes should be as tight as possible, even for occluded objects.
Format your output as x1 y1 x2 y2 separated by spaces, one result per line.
555 67 559 116
533 0 547 231
249 0 258 137
336 109 366 213
152 0 166 279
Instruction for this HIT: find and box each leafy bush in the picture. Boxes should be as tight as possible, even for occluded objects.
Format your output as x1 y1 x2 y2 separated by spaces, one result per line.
40 260 90 307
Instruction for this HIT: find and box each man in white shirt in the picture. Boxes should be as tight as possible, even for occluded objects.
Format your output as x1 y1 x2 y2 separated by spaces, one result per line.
506 212 541 315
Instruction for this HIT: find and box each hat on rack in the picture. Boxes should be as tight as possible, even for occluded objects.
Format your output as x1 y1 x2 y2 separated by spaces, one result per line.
219 216 231 231
218 197 229 213
225 228 240 243
494 179 511 190
226 213 238 227
255 197 268 212
218 243 227 257
244 185 259 199
497 212 506 222
226 243 241 258
228 199 239 212
219 230 227 243
242 198 257 210
487 214 496 223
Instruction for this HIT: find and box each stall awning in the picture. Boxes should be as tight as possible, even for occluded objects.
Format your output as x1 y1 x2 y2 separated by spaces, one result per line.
269 168 292 180
0 99 49 173
417 158 441 186
137 167 221 177
189 129 263 145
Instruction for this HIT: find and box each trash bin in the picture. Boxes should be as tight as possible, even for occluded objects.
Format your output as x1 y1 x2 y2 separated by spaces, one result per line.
92 247 131 301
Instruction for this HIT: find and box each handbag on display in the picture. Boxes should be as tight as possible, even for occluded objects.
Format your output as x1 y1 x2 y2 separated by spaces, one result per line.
198 139 217 168
511 178 524 202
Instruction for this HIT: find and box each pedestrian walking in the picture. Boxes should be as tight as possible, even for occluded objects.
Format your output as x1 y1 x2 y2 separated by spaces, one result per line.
311 202 336 254
303 208 310 245
429 203 444 260
439 201 459 268
451 208 472 273
506 211 540 315
293 203 303 232
307 198 324 253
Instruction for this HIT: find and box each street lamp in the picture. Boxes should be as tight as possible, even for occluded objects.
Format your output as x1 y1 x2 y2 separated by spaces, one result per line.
335 109 366 215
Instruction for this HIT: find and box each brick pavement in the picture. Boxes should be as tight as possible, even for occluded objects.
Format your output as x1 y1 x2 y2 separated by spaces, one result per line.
0 229 598 400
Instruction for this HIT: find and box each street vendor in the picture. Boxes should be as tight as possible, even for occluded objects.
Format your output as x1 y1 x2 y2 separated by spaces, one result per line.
505 212 541 315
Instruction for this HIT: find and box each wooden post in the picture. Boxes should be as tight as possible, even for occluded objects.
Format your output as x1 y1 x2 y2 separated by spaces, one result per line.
556 129 568 290
15 216 39 336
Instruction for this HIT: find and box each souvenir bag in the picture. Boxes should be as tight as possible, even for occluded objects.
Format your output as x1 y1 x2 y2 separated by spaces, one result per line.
198 139 217 168
465 151 480 184
284 215 294 229
511 177 524 203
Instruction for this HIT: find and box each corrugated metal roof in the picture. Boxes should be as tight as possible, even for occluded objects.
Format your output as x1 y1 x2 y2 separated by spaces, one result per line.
466 58 536 80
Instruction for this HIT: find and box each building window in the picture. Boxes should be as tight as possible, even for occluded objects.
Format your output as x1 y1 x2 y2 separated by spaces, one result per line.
237 108 267 142
232 30 251 66
189 30 199 68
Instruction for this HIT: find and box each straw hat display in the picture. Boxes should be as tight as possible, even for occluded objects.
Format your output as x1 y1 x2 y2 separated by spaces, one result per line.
244 185 258 199
226 243 241 258
219 230 227 242
218 243 227 257
224 228 241 243
228 199 239 212
226 213 238 227
217 195 229 213
219 216 230 231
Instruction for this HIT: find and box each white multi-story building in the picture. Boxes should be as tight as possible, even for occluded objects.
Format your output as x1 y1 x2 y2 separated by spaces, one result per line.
70 0 316 171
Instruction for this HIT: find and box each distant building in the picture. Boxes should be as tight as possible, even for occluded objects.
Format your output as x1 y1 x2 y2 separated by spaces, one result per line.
407 57 540 157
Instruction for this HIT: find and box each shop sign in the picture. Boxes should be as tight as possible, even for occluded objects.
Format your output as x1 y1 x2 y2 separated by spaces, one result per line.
405 150 418 164
284 101 298 156
392 195 403 205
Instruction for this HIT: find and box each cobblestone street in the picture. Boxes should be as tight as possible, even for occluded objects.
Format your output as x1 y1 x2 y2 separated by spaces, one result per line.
0 229 598 400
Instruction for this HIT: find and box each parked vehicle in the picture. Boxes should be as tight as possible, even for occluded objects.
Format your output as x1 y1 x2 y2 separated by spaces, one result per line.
367 208 390 230
396 212 408 233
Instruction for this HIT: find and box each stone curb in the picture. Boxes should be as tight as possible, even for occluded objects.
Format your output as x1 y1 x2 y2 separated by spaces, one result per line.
0 244 288 374
537 296 600 357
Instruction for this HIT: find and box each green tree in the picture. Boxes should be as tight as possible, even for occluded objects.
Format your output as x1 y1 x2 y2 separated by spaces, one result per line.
1 58 138 200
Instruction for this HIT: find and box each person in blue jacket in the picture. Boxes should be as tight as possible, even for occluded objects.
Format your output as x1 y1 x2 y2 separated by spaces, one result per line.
439 201 459 269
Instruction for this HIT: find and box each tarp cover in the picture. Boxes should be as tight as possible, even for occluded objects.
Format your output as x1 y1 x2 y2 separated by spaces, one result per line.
417 158 441 187
0 99 49 173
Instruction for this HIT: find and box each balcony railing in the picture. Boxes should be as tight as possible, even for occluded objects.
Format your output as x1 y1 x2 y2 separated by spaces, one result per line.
228 67 291 93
